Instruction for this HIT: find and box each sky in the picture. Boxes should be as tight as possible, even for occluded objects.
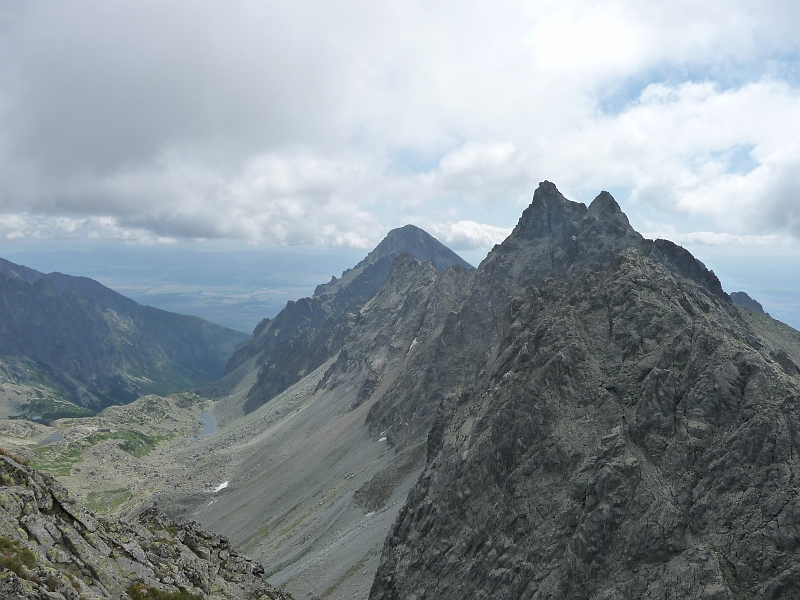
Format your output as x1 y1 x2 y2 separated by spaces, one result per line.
0 1 799 328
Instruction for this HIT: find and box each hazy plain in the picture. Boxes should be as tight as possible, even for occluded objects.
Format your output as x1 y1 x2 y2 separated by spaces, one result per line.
1 245 366 333
1 243 796 332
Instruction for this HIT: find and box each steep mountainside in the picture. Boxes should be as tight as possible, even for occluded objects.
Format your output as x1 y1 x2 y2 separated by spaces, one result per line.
148 254 474 600
364 182 727 451
157 183 773 599
0 450 292 599
216 224 473 416
0 258 248 414
367 188 800 598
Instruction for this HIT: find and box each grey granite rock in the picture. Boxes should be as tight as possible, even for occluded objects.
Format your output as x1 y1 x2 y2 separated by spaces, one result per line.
365 183 800 599
370 247 800 599
0 453 293 599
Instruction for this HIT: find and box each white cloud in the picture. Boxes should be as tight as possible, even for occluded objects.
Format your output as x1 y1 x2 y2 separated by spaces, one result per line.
641 230 785 247
0 214 177 245
428 221 513 251
1 2 800 249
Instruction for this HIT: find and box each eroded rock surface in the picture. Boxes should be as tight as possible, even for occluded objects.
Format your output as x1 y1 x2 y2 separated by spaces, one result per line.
218 224 473 416
370 248 800 599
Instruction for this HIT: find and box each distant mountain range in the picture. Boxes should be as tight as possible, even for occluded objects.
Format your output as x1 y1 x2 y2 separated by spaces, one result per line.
0 257 247 418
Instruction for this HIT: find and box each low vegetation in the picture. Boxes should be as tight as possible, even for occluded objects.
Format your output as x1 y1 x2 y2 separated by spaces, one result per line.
126 583 203 600
85 429 161 458
10 395 94 423
0 536 36 577
86 487 132 513
30 445 82 477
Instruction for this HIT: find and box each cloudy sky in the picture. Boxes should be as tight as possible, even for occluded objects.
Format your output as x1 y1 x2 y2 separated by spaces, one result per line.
1 1 800 259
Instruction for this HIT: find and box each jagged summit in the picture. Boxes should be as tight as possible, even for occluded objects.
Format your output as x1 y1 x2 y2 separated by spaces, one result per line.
588 189 623 213
483 181 724 299
369 224 473 271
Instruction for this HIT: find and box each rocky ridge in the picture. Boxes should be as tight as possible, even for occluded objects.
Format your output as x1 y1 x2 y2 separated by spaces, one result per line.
216 224 473 417
364 182 728 452
368 189 800 598
0 450 293 599
167 182 765 599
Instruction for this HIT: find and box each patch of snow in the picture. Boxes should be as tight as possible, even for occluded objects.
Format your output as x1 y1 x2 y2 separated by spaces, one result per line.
408 337 418 353
211 481 229 493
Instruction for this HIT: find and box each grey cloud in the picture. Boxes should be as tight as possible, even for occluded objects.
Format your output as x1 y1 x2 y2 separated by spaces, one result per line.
2 2 800 248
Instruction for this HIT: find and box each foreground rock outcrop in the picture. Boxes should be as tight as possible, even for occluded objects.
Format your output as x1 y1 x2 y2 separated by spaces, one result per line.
0 451 292 599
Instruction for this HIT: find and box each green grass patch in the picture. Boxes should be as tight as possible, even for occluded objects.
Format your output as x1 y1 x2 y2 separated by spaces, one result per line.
29 445 83 477
0 536 36 577
127 583 202 600
86 488 132 513
85 429 160 458
174 392 206 409
115 430 159 457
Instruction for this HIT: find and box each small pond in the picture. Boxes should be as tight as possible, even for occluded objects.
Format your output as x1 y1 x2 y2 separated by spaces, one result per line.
197 413 218 438
38 431 64 445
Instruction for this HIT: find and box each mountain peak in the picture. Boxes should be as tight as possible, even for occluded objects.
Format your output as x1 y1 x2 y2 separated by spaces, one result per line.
511 181 587 241
367 224 473 271
314 224 472 297
588 190 623 215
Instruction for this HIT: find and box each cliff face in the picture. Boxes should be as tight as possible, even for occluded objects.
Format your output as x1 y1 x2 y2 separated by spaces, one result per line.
368 189 800 598
0 451 292 600
364 182 728 452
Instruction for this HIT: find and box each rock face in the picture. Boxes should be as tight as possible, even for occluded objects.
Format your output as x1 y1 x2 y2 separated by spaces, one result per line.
218 224 473 415
0 451 292 599
731 291 765 313
364 182 728 451
367 184 800 599
0 258 248 411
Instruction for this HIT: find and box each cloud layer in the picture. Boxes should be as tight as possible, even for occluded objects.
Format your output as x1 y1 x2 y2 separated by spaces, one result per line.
1 1 800 249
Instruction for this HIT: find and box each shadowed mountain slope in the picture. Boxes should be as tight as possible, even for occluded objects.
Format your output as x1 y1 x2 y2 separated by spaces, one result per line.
0 258 247 412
